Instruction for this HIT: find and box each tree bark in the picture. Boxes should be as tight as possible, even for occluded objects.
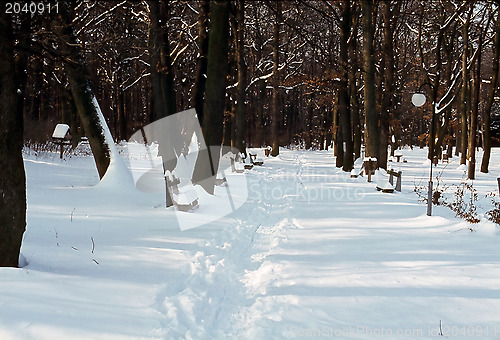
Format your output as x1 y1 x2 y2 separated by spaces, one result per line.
271 0 282 157
233 0 247 155
191 0 210 124
339 1 353 171
481 11 500 173
0 10 26 267
148 0 176 122
194 0 230 194
349 9 361 160
50 1 111 179
380 0 398 169
460 10 471 165
362 0 379 162
147 0 179 208
333 92 344 168
468 29 482 180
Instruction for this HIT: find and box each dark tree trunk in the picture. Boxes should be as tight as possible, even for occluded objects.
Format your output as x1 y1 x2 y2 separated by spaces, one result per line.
50 1 110 179
255 79 266 147
379 0 398 170
349 10 361 160
61 86 81 149
435 35 455 158
0 10 26 267
148 0 176 122
460 10 471 165
271 0 281 157
333 92 343 168
194 0 230 194
362 0 379 162
117 85 127 141
147 0 178 207
481 11 500 173
306 96 314 150
192 0 210 124
325 105 333 151
468 29 482 180
339 1 353 171
233 0 247 155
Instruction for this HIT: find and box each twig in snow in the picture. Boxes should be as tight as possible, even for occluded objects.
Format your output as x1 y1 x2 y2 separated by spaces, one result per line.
91 237 95 254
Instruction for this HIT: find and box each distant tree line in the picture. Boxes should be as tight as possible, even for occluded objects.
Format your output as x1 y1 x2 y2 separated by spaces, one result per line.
14 0 500 173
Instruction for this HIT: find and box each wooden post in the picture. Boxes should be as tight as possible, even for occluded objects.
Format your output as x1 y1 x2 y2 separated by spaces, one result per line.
367 160 373 182
395 171 402 192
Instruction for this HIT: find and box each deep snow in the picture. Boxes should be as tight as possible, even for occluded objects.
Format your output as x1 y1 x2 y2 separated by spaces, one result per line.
1 146 500 339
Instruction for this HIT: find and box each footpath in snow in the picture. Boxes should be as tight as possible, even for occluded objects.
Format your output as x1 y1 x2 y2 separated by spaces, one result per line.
1 147 500 339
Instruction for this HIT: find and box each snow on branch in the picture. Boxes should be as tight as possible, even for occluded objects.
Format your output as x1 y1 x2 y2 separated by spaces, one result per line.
76 1 127 36
436 64 462 115
122 72 151 91
246 72 274 92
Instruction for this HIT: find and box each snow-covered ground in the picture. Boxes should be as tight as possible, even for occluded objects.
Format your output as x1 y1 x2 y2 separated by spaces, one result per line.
1 146 500 339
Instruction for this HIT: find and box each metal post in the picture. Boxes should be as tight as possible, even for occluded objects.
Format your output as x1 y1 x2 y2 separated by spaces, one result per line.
412 82 436 217
427 180 433 216
427 156 433 216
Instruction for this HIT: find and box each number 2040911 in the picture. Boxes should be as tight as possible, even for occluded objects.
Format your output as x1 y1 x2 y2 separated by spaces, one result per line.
5 2 59 15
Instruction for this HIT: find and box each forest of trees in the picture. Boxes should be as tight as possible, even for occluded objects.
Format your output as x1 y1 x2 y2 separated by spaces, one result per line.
1 0 500 266
7 0 500 170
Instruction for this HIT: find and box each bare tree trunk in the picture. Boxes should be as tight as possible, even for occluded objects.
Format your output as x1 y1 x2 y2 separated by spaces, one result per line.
50 1 110 179
0 10 26 267
333 92 344 168
349 11 361 160
481 10 500 173
192 0 210 125
255 79 266 147
380 0 399 169
193 0 230 194
148 0 176 121
233 0 247 155
339 1 353 171
271 0 281 157
117 81 127 141
468 29 482 180
435 39 455 156
362 0 379 162
325 105 333 151
460 10 471 165
147 1 179 207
